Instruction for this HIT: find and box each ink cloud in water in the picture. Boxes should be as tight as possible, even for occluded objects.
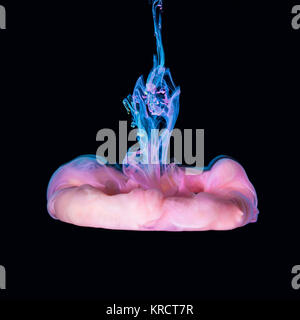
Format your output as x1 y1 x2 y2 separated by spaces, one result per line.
46 0 258 231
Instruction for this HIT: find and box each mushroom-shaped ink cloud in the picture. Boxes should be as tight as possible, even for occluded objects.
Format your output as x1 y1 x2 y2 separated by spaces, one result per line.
46 0 258 231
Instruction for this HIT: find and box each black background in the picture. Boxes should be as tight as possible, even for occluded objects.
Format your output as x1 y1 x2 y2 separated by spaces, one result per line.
0 0 299 302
